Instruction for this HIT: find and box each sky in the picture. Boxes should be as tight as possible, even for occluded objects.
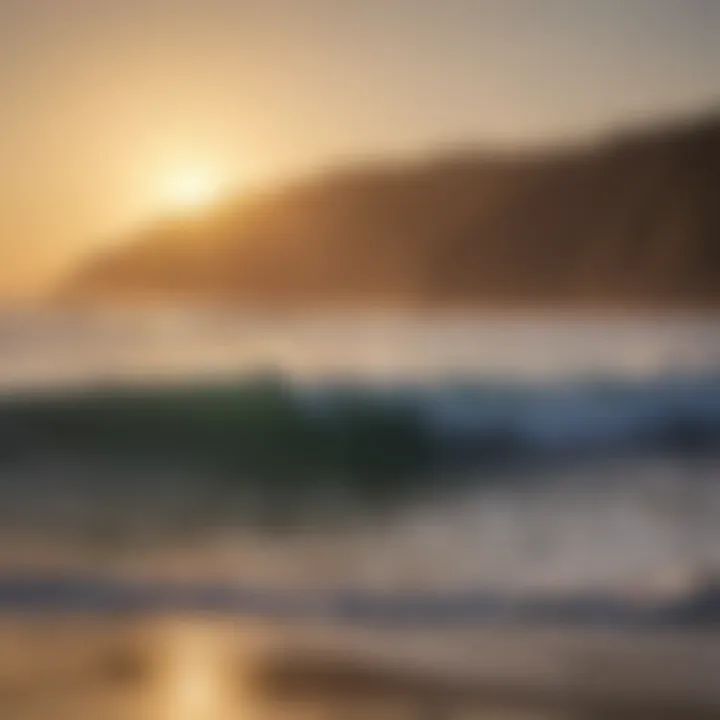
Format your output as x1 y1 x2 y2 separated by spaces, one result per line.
1 0 720 297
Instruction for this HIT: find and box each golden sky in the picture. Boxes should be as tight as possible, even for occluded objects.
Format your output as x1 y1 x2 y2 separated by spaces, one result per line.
1 0 719 298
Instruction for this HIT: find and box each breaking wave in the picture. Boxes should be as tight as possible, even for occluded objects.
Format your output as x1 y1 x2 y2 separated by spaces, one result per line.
1 370 719 481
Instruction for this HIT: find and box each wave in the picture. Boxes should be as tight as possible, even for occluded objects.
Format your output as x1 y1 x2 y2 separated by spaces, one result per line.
1 570 719 628
1 371 719 481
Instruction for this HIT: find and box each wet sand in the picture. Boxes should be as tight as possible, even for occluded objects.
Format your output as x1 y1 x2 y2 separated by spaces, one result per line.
1 614 719 719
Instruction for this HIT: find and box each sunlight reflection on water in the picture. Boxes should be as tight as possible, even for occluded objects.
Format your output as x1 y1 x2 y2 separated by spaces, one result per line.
143 619 265 720
155 623 226 720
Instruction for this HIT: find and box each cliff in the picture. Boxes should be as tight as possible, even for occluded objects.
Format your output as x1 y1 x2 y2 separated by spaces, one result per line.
64 113 720 309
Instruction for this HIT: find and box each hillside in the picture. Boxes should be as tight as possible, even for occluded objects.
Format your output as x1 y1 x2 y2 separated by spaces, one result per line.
63 113 720 309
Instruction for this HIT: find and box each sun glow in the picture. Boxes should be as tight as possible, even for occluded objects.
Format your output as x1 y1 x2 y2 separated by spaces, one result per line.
161 166 225 211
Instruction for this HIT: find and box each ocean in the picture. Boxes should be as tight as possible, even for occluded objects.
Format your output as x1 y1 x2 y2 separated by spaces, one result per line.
1 308 719 718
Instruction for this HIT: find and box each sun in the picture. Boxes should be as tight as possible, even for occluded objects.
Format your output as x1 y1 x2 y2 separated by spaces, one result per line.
162 166 223 211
